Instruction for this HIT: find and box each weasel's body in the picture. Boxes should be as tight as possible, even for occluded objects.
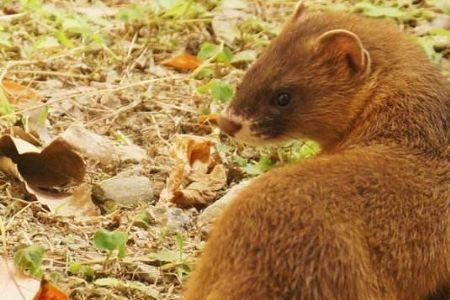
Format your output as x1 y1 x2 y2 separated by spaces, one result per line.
184 6 450 300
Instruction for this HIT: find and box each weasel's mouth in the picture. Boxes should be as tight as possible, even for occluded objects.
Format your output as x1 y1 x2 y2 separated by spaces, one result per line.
218 112 291 145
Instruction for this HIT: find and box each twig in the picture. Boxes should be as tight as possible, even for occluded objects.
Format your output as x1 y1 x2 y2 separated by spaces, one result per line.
8 70 89 79
0 13 27 21
150 114 171 147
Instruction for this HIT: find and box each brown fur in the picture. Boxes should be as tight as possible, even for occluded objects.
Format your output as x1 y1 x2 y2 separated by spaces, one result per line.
183 9 450 300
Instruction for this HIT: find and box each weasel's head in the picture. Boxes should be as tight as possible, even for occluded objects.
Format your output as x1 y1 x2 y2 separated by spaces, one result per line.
219 4 372 148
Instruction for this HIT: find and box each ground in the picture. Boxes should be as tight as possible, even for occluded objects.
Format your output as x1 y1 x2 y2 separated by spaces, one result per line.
0 1 448 299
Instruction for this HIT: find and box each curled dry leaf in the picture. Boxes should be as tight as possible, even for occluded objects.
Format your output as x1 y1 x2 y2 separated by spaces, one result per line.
30 184 97 218
0 135 98 217
160 135 227 207
34 279 69 300
1 79 51 144
0 136 84 188
161 53 201 71
0 257 40 300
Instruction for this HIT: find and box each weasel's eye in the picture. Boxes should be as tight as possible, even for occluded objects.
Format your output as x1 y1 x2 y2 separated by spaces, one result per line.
275 92 292 107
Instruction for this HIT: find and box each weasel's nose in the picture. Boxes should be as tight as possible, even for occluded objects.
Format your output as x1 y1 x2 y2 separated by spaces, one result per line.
218 116 242 137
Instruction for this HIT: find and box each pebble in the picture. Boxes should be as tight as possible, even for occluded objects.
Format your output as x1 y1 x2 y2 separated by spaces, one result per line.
198 178 255 233
94 175 154 207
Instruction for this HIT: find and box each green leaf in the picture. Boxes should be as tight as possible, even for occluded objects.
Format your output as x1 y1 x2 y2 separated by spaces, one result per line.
195 67 214 79
14 245 45 277
148 249 181 263
69 262 94 279
429 28 450 38
290 140 321 161
216 47 233 64
163 0 206 18
198 42 220 61
175 234 184 254
93 229 128 258
210 80 234 103
133 211 151 229
353 2 405 18
114 130 131 144
243 156 275 175
20 0 42 11
232 155 248 167
94 278 159 299
54 31 74 48
196 81 213 94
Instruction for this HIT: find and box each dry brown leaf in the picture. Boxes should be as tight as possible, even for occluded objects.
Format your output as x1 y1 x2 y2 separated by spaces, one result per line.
29 184 98 217
0 136 85 188
160 135 227 207
1 79 39 103
60 124 146 163
170 135 214 173
0 257 41 300
33 279 69 300
0 135 98 217
12 127 42 147
172 164 227 207
161 53 201 71
1 79 51 144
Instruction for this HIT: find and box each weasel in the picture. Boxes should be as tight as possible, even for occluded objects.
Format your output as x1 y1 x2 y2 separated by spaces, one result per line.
184 4 450 300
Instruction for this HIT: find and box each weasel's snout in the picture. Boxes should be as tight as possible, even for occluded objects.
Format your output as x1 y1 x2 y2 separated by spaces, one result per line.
218 116 242 137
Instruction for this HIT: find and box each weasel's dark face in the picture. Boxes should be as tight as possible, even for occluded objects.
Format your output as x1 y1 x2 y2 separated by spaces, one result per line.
218 10 372 148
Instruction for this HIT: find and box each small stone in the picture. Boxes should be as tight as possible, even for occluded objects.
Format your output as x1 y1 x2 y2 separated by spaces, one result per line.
131 263 160 283
116 144 147 162
150 205 193 232
94 175 154 207
198 178 255 233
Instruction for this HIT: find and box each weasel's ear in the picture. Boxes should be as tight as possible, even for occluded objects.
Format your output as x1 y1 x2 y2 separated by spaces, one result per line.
292 1 307 21
316 29 371 76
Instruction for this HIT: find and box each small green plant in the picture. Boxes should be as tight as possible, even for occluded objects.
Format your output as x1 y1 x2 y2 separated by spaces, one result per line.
14 245 45 277
133 210 152 229
198 42 233 64
243 156 275 175
148 234 192 282
93 229 128 259
163 0 206 19
289 140 321 162
69 262 94 280
197 79 234 103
